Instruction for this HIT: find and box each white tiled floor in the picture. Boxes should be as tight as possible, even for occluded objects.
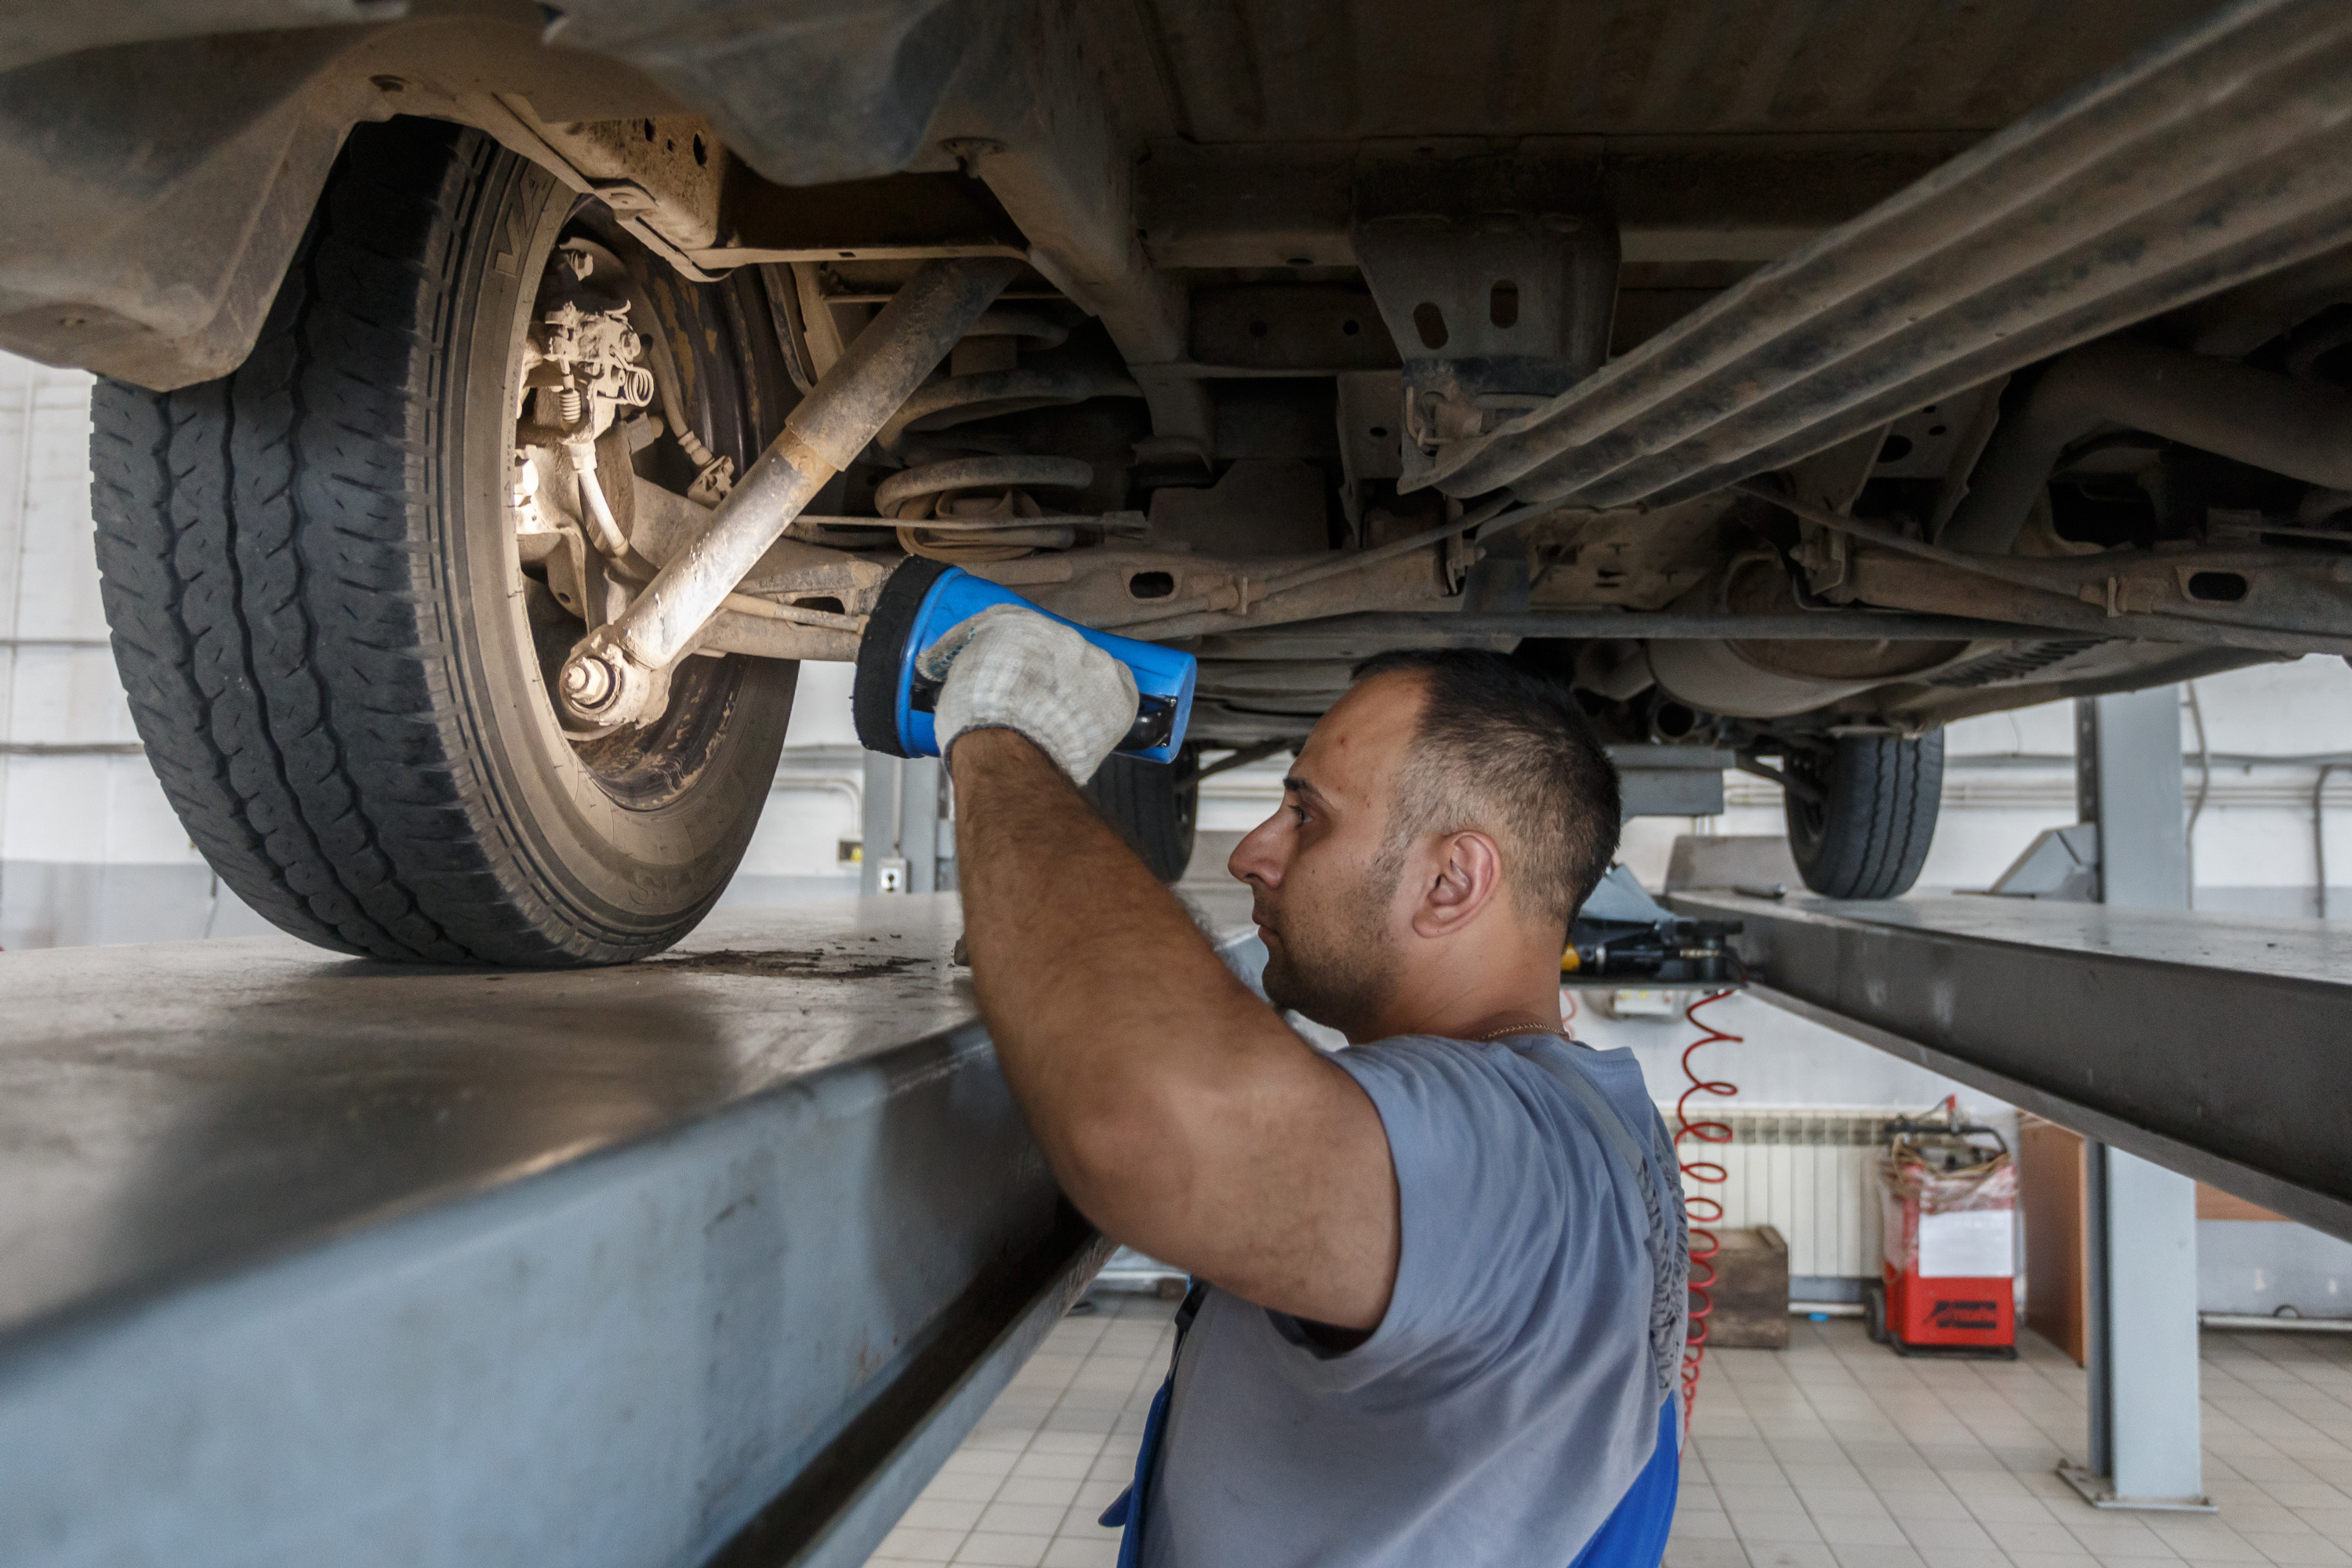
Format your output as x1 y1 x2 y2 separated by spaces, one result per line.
1676 1320 2352 1568
866 1295 2352 1568
861 1294 1177 1567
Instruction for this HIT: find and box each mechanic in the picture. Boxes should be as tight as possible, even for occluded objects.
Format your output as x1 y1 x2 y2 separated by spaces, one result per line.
927 608 1688 1567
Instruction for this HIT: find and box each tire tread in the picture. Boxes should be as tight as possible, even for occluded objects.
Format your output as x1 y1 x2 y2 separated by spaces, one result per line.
1786 732 1944 900
1083 753 1197 884
90 121 586 964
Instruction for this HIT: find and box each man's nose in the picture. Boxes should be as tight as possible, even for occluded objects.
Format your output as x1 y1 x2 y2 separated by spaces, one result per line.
1229 811 1286 888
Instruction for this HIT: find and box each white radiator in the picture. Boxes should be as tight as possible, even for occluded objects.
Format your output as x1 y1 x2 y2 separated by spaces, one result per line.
1664 1109 1886 1282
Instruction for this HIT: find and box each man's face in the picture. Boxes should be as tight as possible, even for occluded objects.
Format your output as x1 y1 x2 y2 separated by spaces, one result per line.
1228 673 1425 1040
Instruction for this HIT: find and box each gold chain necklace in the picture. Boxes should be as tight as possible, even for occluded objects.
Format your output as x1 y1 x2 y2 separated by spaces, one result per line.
1461 1021 1567 1043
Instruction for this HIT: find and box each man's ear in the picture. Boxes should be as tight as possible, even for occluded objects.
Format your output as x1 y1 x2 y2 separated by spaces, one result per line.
1409 830 1503 938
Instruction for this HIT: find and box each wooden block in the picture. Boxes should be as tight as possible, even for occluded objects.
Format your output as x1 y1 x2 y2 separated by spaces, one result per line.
1702 1225 1789 1349
2196 1183 2286 1221
2019 1116 2086 1366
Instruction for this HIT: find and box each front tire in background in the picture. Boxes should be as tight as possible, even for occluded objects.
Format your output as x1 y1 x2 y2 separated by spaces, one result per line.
89 118 795 966
1784 731 1944 900
1083 746 1199 883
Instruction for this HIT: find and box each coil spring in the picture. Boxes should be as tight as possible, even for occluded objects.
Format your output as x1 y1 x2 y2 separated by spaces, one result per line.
1675 989 1741 1450
870 308 1144 563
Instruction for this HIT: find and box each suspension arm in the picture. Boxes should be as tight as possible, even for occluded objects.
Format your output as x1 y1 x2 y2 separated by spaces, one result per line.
558 256 1024 727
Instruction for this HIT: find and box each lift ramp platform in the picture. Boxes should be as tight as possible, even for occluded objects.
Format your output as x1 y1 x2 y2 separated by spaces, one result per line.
1668 890 2352 1243
0 899 1148 1568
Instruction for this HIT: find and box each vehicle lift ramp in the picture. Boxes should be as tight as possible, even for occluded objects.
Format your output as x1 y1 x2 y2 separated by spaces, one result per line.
1668 891 2352 1246
0 902 1134 1568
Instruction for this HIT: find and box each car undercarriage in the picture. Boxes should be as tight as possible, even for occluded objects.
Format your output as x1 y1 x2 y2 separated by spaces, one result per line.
8 0 2352 961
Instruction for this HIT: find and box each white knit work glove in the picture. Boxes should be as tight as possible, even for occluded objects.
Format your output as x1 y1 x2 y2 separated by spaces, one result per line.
917 605 1140 784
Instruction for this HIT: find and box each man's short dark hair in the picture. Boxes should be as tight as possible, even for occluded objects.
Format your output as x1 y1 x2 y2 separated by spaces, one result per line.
1348 648 1621 938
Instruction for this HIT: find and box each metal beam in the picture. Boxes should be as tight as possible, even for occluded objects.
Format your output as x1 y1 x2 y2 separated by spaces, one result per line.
2077 688 2190 909
0 902 1108 1568
1665 891 2352 1243
1419 0 2352 504
1211 610 2064 642
1135 136 1977 270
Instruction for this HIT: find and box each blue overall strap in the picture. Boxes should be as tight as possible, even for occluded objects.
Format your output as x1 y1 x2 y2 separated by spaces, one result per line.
1099 1278 1208 1566
1565 1399 1680 1568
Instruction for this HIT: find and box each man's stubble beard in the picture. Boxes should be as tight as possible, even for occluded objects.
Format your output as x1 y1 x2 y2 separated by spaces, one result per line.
1258 852 1403 1040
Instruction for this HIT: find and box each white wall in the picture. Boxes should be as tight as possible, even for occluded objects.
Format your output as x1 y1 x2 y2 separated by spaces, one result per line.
0 356 239 949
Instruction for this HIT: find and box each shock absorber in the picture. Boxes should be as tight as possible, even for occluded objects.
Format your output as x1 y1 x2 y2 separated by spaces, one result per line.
560 258 1024 728
865 309 1144 563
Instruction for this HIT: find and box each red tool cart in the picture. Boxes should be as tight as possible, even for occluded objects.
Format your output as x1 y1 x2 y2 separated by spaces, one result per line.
1866 1098 2018 1359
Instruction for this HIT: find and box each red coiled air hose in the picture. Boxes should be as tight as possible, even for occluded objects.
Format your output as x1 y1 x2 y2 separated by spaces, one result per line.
1675 989 1740 1447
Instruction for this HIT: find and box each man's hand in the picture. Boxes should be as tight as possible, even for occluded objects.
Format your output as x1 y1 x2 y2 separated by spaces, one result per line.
951 728 1401 1334
919 606 1138 784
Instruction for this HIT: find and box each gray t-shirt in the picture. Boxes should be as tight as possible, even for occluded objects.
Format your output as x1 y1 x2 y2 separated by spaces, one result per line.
1141 1032 1685 1568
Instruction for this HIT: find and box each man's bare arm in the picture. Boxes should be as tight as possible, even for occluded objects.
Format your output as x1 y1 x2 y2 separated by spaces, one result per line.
950 728 1399 1331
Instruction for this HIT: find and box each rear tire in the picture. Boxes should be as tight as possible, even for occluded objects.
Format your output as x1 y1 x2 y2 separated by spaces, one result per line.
1784 732 1944 900
90 118 795 966
1864 1279 1889 1345
1083 746 1198 883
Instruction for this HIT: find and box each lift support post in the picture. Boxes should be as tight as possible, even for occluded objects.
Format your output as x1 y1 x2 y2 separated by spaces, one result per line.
863 753 950 895
2071 687 2207 1512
